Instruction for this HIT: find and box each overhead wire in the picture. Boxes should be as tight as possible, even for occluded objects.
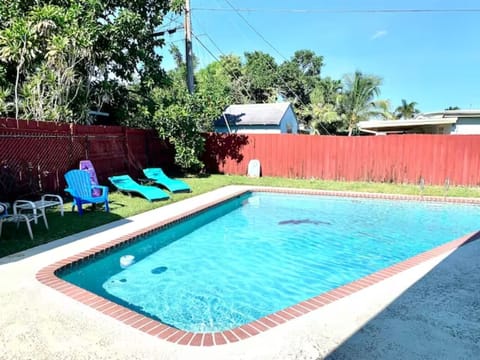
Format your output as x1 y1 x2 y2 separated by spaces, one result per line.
223 0 288 62
222 0 331 134
192 7 480 14
192 31 259 133
156 13 183 32
191 31 256 101
191 2 258 101
191 33 221 63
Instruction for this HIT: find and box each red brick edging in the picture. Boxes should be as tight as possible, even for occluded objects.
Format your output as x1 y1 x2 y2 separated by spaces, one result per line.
36 189 480 346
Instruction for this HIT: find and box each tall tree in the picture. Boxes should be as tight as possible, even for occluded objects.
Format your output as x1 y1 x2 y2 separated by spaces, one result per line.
243 51 278 103
195 60 232 130
318 77 343 105
299 78 343 134
217 54 249 104
276 50 323 106
0 18 37 119
340 71 382 135
276 49 324 122
395 99 420 119
290 49 324 77
152 47 226 171
0 0 171 123
20 4 96 122
300 103 343 135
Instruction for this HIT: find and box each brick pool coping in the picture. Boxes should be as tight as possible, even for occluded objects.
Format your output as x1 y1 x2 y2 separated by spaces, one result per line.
36 188 480 347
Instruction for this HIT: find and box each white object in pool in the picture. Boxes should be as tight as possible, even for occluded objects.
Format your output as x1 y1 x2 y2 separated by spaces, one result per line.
120 255 135 268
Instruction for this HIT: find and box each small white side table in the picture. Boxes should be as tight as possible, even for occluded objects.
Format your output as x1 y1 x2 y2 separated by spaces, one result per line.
38 194 65 216
13 194 64 231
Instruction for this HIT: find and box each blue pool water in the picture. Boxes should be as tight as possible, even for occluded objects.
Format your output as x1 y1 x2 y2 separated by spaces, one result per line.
60 192 479 332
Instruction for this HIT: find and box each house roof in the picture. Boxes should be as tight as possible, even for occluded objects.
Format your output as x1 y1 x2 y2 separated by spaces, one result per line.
358 117 457 130
358 109 480 134
420 109 480 118
215 102 294 127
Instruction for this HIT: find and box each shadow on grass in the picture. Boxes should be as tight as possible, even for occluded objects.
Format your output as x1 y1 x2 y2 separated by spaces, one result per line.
326 234 480 360
0 187 200 262
0 204 127 260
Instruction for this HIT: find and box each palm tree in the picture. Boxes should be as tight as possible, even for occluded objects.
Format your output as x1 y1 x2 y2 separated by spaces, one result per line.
300 102 342 135
395 99 420 119
0 87 13 116
318 77 343 105
373 99 395 120
341 71 382 135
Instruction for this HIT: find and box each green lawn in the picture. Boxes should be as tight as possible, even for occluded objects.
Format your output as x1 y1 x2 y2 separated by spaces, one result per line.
1 174 479 258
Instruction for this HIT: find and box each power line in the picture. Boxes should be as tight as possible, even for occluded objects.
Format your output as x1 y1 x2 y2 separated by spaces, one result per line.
192 7 480 14
192 1 258 99
221 0 313 96
192 31 260 133
192 32 221 62
160 13 183 29
152 13 184 37
191 31 256 101
223 0 288 62
222 0 331 134
201 33 226 59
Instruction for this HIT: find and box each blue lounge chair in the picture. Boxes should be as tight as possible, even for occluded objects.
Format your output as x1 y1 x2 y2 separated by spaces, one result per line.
143 168 191 193
65 170 110 215
109 175 169 201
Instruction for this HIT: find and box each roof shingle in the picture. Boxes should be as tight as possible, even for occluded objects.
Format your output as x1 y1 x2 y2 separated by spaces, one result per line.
216 102 292 127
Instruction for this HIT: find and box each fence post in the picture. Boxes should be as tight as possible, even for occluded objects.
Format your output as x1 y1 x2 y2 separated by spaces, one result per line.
145 131 151 168
68 123 75 170
122 126 130 175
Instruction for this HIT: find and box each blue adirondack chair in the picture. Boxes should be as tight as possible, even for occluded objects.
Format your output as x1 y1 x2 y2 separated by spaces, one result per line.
143 168 191 193
64 170 110 215
108 174 169 201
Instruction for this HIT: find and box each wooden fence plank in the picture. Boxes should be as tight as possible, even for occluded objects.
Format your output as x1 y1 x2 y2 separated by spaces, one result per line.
204 133 480 186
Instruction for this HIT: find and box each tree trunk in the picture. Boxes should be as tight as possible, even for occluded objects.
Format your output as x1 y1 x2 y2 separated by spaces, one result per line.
348 125 353 136
14 64 20 125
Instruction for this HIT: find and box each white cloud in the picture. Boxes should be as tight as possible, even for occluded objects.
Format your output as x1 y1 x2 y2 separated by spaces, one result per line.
371 30 388 40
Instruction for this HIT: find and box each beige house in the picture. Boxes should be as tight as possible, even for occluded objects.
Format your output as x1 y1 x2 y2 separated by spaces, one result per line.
358 110 480 135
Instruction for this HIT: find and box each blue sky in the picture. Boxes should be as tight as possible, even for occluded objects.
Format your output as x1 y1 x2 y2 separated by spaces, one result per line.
159 0 480 113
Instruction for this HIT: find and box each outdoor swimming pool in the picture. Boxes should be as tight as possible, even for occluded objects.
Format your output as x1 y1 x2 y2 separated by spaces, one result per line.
58 191 480 333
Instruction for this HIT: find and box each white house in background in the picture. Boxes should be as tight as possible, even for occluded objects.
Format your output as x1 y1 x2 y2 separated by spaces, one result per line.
358 109 480 135
214 102 299 134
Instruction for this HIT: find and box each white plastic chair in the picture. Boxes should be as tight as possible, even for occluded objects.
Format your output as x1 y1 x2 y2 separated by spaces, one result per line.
0 202 35 240
13 199 50 229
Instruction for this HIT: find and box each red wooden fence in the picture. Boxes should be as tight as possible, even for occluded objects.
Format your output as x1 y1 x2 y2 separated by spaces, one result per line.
0 118 174 201
204 133 480 186
2 119 479 201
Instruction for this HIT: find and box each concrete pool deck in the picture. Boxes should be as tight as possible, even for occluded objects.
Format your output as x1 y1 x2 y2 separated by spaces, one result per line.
1 186 479 359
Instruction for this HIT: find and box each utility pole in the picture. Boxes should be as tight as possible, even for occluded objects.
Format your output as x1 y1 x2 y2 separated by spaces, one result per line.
185 0 194 94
